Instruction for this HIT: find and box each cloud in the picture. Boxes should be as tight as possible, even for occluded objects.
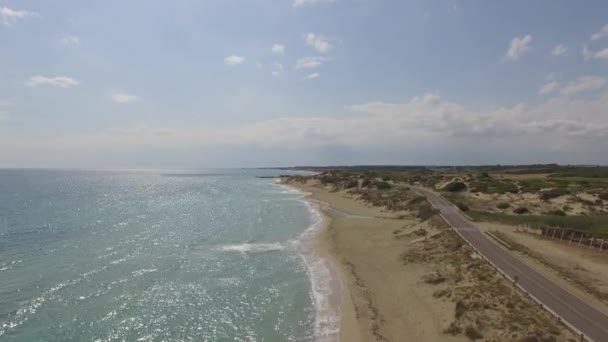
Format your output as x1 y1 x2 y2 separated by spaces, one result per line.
60 35 80 45
551 44 567 56
271 44 285 55
304 33 331 53
111 92 140 104
6 88 608 166
504 35 533 61
306 73 320 80
293 0 335 8
590 24 608 41
1 7 34 26
560 76 605 96
295 56 331 69
583 45 608 60
271 63 283 77
224 55 245 66
26 76 80 89
539 81 559 95
595 48 608 59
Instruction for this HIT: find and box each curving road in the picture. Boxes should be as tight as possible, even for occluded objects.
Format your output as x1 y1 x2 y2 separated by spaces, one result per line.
414 187 608 342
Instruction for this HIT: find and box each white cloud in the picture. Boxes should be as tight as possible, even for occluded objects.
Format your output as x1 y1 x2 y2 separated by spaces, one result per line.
26 76 80 89
293 0 335 8
583 45 608 60
304 33 331 53
111 92 140 104
560 76 605 96
551 44 567 56
295 56 330 69
306 73 320 80
1 7 34 26
224 55 245 66
271 44 285 55
590 24 608 41
595 48 608 59
539 81 559 95
504 35 533 61
60 35 80 45
271 63 284 78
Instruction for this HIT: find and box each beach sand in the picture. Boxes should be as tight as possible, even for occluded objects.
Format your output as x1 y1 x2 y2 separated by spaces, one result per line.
287 181 467 342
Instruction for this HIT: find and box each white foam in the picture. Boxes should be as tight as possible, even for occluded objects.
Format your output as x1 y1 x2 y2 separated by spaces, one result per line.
217 243 284 254
279 183 342 342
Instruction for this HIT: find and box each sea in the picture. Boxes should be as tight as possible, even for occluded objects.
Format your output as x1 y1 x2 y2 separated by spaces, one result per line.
0 169 339 341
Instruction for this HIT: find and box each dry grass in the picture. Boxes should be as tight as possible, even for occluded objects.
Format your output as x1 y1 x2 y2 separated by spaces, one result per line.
402 229 575 341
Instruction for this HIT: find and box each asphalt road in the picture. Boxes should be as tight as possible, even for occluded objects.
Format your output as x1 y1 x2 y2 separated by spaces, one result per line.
415 187 608 342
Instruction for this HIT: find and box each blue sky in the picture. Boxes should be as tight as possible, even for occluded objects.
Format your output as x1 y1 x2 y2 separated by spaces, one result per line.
2 0 608 168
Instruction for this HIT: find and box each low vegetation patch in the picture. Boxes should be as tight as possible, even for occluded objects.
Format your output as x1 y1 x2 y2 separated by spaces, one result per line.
468 210 608 233
443 181 467 192
496 202 511 209
539 188 570 201
513 207 530 215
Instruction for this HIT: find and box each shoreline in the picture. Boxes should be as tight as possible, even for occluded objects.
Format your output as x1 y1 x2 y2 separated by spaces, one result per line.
278 180 360 342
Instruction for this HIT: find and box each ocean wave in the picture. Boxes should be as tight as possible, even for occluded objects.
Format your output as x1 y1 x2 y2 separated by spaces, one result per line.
217 243 285 254
282 182 342 342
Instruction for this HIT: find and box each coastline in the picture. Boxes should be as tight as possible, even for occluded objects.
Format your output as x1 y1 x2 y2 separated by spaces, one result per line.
278 180 362 342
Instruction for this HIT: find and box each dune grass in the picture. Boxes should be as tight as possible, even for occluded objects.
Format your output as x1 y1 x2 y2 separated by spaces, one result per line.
468 210 608 233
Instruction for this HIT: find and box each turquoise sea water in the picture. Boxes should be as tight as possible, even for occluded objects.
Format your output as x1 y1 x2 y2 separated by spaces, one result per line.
0 169 336 341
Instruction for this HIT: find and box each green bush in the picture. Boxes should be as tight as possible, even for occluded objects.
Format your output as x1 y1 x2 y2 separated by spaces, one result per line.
456 203 470 212
496 202 510 209
513 207 529 214
443 181 467 192
539 188 570 201
374 181 391 190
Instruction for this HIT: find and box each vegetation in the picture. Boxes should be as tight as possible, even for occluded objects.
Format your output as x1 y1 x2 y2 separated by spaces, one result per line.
468 210 608 233
443 181 467 192
496 202 511 209
539 188 570 201
513 207 530 214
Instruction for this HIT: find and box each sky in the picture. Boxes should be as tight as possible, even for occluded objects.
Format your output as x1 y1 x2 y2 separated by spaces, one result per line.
1 0 608 168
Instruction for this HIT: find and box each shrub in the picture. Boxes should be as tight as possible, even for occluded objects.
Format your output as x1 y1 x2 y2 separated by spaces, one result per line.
513 207 529 214
345 179 358 189
539 188 570 201
464 326 483 340
456 203 470 212
361 178 371 187
496 202 510 209
444 322 462 335
417 204 437 221
455 300 467 319
545 209 566 216
599 192 608 201
443 181 467 192
374 181 392 190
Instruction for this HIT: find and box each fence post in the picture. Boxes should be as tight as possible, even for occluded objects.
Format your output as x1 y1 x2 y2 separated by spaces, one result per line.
589 237 594 249
569 232 575 244
560 230 565 241
551 228 557 239
578 233 584 246
600 238 605 252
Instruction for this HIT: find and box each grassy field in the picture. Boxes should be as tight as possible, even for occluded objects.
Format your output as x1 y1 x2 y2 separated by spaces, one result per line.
468 210 608 233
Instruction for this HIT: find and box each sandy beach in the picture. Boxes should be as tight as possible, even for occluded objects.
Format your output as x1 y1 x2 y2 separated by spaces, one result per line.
285 178 576 342
285 180 466 342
